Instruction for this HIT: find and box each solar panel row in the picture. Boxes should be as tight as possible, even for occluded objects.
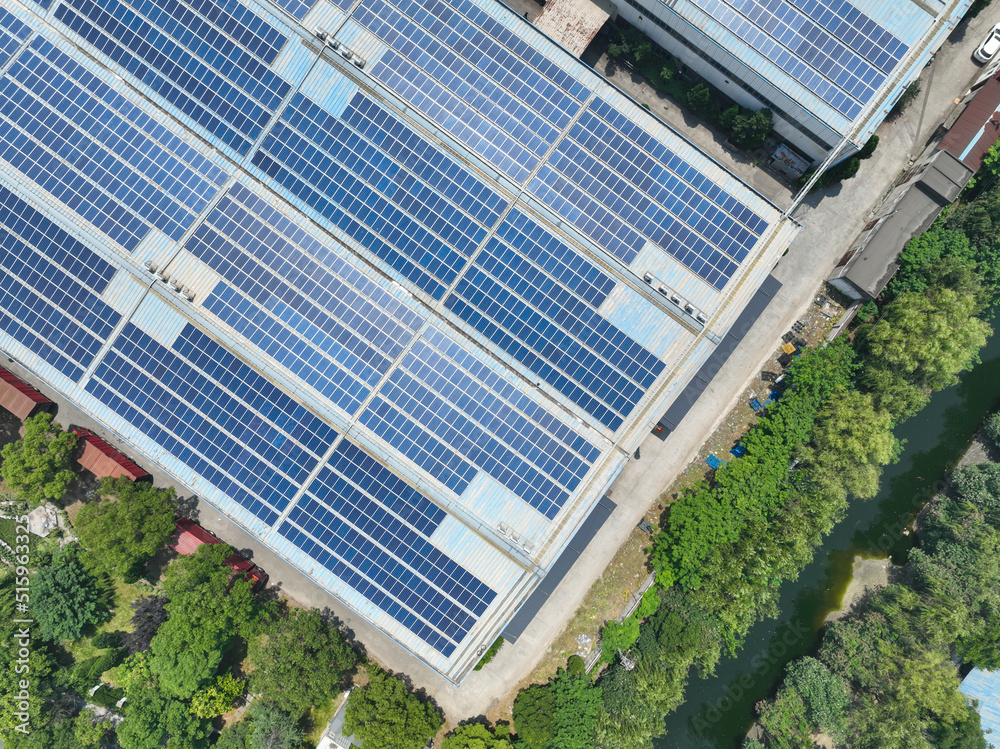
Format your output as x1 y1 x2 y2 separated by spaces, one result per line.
446 224 662 430
87 323 338 525
0 5 30 69
254 91 506 299
280 438 496 655
0 38 226 252
0 184 121 382
360 326 601 518
687 0 907 118
55 0 290 155
185 184 425 415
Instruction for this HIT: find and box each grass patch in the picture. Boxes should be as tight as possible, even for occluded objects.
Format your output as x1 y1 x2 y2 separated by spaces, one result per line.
304 692 345 748
62 577 146 666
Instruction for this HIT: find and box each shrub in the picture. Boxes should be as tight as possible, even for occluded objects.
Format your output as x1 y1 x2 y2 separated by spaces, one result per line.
984 412 1000 448
730 108 772 150
474 637 504 671
686 83 712 116
859 135 879 160
90 685 125 710
889 80 921 120
567 655 586 675
92 630 124 649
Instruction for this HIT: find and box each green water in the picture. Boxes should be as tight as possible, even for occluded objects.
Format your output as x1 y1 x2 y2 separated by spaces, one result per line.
655 331 1000 748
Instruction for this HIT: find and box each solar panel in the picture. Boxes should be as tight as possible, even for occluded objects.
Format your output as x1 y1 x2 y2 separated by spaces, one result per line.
268 0 318 20
0 185 121 382
253 91 508 299
0 6 30 69
356 0 589 183
446 210 665 430
0 38 227 252
530 98 767 289
360 325 602 518
278 438 495 656
54 0 291 155
186 183 426 415
687 0 907 118
86 323 338 525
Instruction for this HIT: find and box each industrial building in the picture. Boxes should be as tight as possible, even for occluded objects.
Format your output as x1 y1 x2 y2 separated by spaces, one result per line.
614 0 973 165
0 0 795 681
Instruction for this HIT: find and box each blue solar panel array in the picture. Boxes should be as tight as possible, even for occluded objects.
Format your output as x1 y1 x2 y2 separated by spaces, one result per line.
360 325 601 518
253 91 508 299
0 185 121 382
186 183 426 415
358 0 590 184
0 6 30 69
688 0 907 118
446 210 664 430
0 38 227 252
278 438 495 655
54 0 291 155
531 98 767 289
86 323 338 525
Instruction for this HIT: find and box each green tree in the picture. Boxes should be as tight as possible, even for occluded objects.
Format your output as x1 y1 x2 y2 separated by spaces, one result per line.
685 83 711 116
32 545 106 641
757 688 812 749
512 683 554 749
149 544 255 699
246 702 302 749
189 672 245 718
782 657 850 737
72 709 110 749
600 616 641 663
799 388 900 502
75 477 176 581
343 665 443 749
0 413 77 506
859 288 991 421
859 135 879 159
441 722 513 749
247 607 357 716
115 687 211 749
984 411 1000 449
730 108 772 149
549 671 601 749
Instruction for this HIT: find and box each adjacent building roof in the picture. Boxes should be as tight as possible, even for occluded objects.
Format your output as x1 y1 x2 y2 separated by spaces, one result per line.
0 365 53 421
0 0 795 680
533 0 610 58
73 428 151 482
831 150 971 300
940 73 1000 171
960 667 1000 745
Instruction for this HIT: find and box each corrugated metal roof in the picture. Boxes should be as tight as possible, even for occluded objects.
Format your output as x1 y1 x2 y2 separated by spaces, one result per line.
501 494 617 642
0 366 52 420
73 428 150 482
940 74 1000 171
961 667 1000 746
533 0 610 58
657 274 782 434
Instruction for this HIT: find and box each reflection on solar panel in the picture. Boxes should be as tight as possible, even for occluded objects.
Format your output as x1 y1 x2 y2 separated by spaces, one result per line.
270 0 317 19
0 185 121 382
687 0 907 118
358 0 589 183
447 210 664 430
54 0 291 155
0 38 227 252
279 439 495 655
86 323 338 525
531 98 766 288
187 183 426 415
0 7 30 69
360 325 601 517
254 92 509 299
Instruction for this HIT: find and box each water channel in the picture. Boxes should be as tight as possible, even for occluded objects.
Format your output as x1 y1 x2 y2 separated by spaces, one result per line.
655 330 1000 748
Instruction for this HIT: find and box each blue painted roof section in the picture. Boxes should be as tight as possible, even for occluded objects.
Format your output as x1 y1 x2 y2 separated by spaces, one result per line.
961 668 1000 748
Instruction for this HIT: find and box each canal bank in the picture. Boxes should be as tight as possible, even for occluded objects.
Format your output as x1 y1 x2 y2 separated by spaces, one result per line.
655 328 1000 749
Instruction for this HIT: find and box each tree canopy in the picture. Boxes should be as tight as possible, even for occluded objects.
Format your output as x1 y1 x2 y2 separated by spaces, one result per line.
149 543 255 699
0 413 77 506
246 607 357 717
32 545 107 642
441 723 512 749
343 665 443 749
115 686 211 749
74 477 176 580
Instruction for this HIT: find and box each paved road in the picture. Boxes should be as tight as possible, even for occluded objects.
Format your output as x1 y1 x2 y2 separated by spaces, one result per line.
6 6 997 724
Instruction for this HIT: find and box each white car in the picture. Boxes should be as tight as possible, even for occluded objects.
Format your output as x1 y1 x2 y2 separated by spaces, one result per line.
974 23 1000 64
